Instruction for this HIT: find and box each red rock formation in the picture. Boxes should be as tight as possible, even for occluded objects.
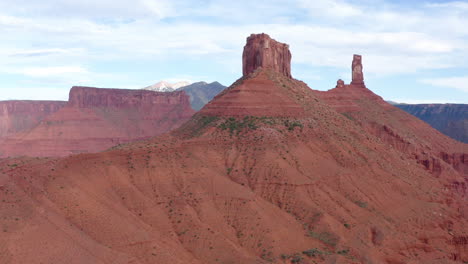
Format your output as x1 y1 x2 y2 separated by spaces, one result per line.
316 54 467 177
351 54 364 85
198 70 306 117
68 86 189 108
0 87 195 157
0 34 466 264
0 100 66 138
336 79 345 88
242 33 292 78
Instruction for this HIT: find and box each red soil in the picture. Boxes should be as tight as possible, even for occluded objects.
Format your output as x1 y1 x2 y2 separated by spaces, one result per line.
0 34 465 264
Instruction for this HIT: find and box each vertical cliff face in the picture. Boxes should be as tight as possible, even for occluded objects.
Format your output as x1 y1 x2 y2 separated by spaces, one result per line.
68 86 192 109
351 54 364 86
0 101 66 138
0 87 195 157
242 33 292 78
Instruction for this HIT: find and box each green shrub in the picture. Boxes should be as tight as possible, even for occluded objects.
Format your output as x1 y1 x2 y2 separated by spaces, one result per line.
308 231 338 247
218 116 258 135
302 248 322 257
337 249 349 255
355 200 368 208
291 254 303 263
284 120 303 131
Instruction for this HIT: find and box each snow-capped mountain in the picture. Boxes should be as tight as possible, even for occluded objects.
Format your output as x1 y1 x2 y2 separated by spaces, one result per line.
143 81 191 92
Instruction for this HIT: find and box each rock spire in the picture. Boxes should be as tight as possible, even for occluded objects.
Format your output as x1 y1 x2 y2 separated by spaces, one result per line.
242 33 292 78
351 54 364 85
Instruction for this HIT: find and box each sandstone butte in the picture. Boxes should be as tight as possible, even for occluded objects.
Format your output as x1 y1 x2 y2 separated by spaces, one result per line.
0 87 195 157
0 33 466 264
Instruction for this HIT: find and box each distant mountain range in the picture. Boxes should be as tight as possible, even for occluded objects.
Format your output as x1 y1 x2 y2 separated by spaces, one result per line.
389 102 467 143
144 81 226 111
178 81 226 110
144 81 192 92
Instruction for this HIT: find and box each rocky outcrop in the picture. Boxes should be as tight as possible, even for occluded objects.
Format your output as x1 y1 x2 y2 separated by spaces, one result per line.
315 55 385 113
316 54 467 177
0 100 66 137
336 79 345 88
395 104 467 143
242 33 292 78
351 54 364 85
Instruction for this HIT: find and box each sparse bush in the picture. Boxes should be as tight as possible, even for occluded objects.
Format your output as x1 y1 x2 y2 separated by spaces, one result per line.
218 116 258 135
341 112 354 120
291 254 303 263
355 200 368 208
337 249 349 255
302 248 322 257
284 120 303 131
308 231 339 247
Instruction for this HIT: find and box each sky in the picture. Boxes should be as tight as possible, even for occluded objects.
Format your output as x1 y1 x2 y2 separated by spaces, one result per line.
0 0 467 103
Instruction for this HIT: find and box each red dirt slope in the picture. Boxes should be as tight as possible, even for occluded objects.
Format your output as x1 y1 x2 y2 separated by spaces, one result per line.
0 33 466 264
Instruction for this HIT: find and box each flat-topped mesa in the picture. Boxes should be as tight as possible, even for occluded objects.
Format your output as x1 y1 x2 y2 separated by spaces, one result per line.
68 86 191 108
351 54 365 86
242 33 292 78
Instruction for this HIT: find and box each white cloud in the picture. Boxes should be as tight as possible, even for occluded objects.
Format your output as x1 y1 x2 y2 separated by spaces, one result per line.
8 66 89 77
299 0 363 18
420 77 468 93
0 87 70 101
426 1 468 10
8 48 71 57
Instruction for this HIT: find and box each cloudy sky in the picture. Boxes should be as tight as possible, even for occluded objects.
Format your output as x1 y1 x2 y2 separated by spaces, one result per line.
1 0 467 103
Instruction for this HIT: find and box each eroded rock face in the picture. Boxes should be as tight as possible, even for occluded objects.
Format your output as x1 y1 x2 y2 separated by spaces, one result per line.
0 87 195 157
0 101 66 138
68 86 190 108
242 33 292 78
351 54 364 85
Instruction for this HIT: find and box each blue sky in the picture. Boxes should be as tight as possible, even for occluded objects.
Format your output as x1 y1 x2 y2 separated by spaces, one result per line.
0 0 467 103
